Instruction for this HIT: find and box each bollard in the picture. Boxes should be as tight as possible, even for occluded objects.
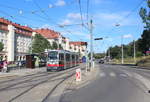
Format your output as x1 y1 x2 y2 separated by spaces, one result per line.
76 68 81 81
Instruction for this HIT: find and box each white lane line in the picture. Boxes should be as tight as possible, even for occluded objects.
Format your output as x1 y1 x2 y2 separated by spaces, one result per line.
99 72 106 77
120 73 128 78
109 72 116 77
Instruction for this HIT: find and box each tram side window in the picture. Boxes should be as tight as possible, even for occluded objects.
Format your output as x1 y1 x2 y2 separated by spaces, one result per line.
72 55 75 61
76 55 79 61
66 54 70 61
59 53 64 60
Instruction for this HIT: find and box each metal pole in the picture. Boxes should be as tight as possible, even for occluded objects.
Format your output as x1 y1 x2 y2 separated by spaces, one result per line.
90 19 93 69
121 36 124 64
133 40 136 63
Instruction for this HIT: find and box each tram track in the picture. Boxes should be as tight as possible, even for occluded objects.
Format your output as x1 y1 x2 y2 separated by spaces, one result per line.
41 73 75 102
0 66 79 91
0 71 48 84
7 69 78 102
1 65 84 102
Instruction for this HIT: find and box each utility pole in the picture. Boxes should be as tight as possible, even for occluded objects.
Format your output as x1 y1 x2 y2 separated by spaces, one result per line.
121 35 124 64
133 40 136 63
90 19 93 69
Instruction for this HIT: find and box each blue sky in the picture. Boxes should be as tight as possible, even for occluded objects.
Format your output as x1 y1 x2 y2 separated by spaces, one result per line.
0 0 147 53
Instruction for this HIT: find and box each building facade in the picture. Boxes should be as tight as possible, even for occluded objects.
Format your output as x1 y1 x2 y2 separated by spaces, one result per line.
69 41 87 58
0 18 32 61
35 28 69 50
0 18 87 62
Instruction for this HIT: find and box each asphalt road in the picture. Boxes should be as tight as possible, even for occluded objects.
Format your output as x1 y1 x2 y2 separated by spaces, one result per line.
60 64 150 102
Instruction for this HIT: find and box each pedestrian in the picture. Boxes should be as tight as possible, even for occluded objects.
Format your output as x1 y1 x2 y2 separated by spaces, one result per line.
19 61 22 69
2 60 8 72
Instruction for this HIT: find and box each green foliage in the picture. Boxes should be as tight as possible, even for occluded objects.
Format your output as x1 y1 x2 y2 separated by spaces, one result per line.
32 34 52 53
0 42 4 52
138 30 150 53
52 42 58 49
94 53 105 59
59 44 63 50
108 46 121 59
139 0 150 29
107 40 143 59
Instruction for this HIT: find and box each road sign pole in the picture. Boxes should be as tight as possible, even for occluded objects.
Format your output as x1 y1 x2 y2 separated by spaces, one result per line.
90 19 93 70
133 40 136 63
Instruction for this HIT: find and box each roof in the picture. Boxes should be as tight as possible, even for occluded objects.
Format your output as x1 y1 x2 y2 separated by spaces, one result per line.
69 41 87 46
0 17 33 34
35 28 60 39
0 18 11 25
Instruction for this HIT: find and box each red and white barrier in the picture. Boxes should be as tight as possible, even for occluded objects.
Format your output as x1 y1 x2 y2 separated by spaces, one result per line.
76 68 81 81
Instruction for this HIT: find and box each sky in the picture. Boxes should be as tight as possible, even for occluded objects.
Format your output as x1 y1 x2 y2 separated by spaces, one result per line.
0 0 147 53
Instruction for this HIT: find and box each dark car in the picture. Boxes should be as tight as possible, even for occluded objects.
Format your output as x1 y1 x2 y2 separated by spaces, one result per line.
16 61 26 67
99 59 104 64
0 61 4 71
39 59 46 67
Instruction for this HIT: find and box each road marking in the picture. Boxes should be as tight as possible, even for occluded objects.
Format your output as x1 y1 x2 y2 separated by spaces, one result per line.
109 72 116 77
99 72 106 77
120 73 128 78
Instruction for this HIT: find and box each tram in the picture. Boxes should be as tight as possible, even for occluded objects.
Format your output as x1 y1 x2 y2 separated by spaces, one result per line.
46 50 79 71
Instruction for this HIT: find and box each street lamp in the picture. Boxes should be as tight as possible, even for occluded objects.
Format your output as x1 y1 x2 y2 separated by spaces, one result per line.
94 38 103 40
115 24 124 64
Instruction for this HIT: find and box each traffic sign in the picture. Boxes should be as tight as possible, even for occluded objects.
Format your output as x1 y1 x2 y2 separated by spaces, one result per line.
76 68 81 81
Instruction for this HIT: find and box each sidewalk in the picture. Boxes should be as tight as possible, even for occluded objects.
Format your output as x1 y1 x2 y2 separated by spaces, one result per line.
70 63 100 89
0 67 46 79
47 63 100 102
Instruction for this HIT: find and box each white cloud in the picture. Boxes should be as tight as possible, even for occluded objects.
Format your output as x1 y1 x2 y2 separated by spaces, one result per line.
67 12 86 20
48 4 53 8
40 24 56 30
55 0 66 6
123 34 133 39
93 12 138 27
67 13 81 20
60 19 72 25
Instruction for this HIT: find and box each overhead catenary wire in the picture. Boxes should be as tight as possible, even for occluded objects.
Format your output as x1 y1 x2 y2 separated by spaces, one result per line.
78 0 84 26
86 0 90 24
107 0 146 35
0 1 89 41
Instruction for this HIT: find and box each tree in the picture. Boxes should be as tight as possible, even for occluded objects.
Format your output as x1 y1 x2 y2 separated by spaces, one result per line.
109 46 121 59
94 53 105 59
139 0 150 30
138 30 150 53
32 34 52 53
139 0 150 53
0 42 4 52
59 44 63 50
52 42 58 49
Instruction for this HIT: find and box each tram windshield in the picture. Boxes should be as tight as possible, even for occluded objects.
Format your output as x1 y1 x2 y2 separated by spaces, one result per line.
48 51 58 60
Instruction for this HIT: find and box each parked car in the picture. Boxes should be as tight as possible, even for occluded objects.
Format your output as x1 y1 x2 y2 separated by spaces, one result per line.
39 59 46 67
99 59 104 64
16 61 26 67
0 61 4 71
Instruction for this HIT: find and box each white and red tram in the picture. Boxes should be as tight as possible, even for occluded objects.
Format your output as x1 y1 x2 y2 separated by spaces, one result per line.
46 50 79 71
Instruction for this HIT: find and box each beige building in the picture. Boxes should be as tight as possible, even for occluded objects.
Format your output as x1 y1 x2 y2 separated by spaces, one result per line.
0 18 87 62
35 28 70 50
0 18 32 61
69 41 87 58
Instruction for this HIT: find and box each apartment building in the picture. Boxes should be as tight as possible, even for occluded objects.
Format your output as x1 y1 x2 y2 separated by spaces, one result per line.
0 18 32 61
0 18 87 62
35 28 70 50
69 41 87 57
